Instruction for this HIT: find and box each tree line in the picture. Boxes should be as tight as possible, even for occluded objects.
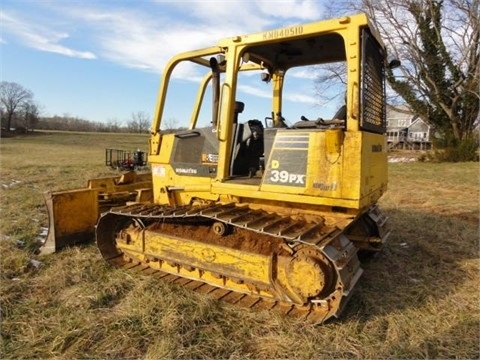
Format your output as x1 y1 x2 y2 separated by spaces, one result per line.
0 81 151 134
35 111 151 134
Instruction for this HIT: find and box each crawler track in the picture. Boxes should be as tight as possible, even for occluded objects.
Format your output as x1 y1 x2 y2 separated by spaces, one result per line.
96 203 364 324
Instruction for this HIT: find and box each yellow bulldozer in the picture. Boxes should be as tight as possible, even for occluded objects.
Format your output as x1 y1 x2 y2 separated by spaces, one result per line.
42 14 399 323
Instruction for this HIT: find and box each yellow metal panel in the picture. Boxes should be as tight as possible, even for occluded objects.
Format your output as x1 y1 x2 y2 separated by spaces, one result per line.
259 130 346 200
116 229 273 287
341 131 362 201
145 233 271 284
306 131 343 199
41 172 153 254
213 182 360 209
42 188 98 254
341 131 387 207
218 14 370 47
360 132 388 203
151 161 217 206
151 134 175 164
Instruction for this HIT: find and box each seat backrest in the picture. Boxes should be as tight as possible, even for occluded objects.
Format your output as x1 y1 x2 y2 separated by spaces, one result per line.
232 120 264 176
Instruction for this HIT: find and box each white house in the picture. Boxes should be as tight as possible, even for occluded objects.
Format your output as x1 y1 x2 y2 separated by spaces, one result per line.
386 105 432 150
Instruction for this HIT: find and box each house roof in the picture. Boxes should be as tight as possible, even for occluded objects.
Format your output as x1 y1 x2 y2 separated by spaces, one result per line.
409 117 430 130
386 104 413 115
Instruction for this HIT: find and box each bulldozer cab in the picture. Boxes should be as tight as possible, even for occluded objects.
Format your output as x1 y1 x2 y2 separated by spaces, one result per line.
149 14 391 213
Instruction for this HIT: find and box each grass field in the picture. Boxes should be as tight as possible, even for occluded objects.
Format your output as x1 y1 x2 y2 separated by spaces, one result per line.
1 131 479 359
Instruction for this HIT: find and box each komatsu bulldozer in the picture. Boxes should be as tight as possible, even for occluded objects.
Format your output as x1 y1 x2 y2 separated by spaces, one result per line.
43 14 398 323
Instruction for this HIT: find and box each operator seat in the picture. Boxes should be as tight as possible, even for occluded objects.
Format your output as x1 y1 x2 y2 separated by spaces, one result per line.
244 119 264 176
232 119 264 177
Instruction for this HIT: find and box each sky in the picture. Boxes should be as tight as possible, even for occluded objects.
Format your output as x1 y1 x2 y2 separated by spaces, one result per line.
1 0 346 126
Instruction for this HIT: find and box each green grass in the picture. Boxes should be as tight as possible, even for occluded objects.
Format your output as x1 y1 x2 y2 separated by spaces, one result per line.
1 132 479 359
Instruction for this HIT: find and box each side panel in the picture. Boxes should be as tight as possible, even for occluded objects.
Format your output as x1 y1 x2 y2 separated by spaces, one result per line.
360 132 388 204
170 127 219 177
342 131 387 207
261 129 348 200
259 128 386 209
150 129 220 205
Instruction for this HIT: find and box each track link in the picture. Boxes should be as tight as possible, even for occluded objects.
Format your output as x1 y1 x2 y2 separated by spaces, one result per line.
96 203 363 324
111 254 342 324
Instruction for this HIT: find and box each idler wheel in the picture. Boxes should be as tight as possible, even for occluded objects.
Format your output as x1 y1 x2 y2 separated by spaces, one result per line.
286 246 336 302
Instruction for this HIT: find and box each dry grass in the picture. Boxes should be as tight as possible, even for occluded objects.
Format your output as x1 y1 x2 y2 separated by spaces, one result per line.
1 132 479 359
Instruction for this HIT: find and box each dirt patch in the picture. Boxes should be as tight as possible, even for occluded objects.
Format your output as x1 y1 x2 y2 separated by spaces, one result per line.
147 220 290 256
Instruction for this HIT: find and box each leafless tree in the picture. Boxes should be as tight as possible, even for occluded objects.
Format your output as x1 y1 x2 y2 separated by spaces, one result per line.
106 118 123 133
161 117 179 131
20 102 40 131
360 0 479 143
0 82 34 130
128 111 151 133
316 0 479 149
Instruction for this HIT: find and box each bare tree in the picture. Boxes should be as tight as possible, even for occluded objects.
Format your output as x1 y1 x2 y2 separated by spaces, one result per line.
128 111 151 133
106 118 123 133
314 0 479 159
20 101 40 131
360 0 479 144
313 62 347 110
0 82 33 130
161 117 179 131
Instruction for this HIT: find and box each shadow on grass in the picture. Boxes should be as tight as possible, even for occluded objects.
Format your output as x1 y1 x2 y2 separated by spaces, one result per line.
343 207 479 320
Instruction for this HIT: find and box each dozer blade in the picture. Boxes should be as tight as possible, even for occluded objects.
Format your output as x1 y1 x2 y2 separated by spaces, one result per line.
41 171 152 254
42 188 99 254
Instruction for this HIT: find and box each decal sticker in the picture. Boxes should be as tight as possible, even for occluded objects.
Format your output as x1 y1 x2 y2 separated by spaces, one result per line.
175 167 197 174
152 165 166 177
269 170 306 185
264 154 307 188
313 181 338 191
263 132 308 187
202 153 219 163
372 144 383 152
